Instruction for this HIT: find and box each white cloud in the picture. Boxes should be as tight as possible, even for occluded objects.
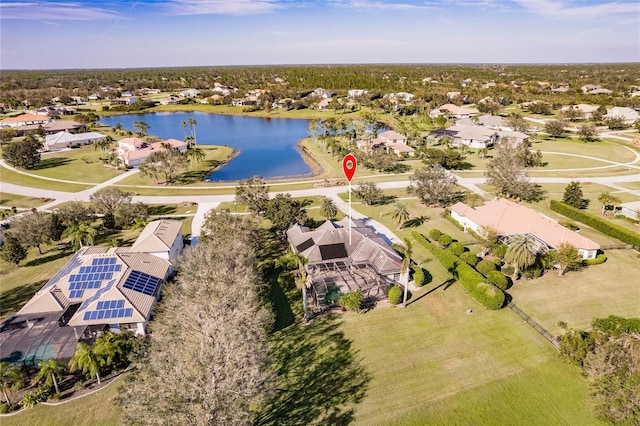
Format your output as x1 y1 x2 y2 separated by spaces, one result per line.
512 0 639 18
327 0 438 11
0 1 121 20
162 0 282 16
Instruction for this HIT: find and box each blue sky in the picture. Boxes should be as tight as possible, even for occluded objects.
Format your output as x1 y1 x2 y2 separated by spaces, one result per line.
1 0 638 69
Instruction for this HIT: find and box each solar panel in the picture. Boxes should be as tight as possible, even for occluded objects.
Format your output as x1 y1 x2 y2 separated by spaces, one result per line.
82 306 132 321
123 270 162 296
319 243 348 260
68 258 122 296
296 238 315 253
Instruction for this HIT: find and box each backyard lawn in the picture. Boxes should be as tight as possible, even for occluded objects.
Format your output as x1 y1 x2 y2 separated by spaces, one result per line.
30 146 122 183
0 192 52 209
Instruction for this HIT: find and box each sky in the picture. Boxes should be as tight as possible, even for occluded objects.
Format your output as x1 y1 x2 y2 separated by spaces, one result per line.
1 0 639 69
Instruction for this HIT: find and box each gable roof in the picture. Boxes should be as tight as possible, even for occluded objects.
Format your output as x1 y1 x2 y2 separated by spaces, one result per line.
131 220 182 253
451 199 600 251
0 113 51 124
45 131 105 147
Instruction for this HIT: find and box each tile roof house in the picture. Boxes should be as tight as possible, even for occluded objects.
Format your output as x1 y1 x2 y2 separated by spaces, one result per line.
287 218 403 307
44 131 106 151
450 199 599 259
561 104 599 118
0 113 52 128
16 120 84 135
131 220 184 263
0 220 184 365
356 130 415 157
117 137 188 167
456 115 512 131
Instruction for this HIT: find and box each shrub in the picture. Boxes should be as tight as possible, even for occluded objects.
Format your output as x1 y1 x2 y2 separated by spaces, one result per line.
20 385 51 408
438 234 453 247
492 243 508 258
560 221 580 231
523 267 543 279
0 403 8 414
429 229 442 241
476 259 497 276
339 290 364 312
584 253 607 265
412 231 505 310
448 241 464 256
388 285 402 305
412 266 425 287
550 200 640 247
493 258 503 267
460 251 479 266
486 271 508 290
502 266 515 276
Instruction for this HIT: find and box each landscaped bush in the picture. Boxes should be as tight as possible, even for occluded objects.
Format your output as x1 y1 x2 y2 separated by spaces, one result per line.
438 234 453 247
476 259 497 276
550 200 640 247
486 271 509 290
523 267 543 279
502 266 515 276
492 243 508 258
388 285 402 305
493 258 503 267
448 241 465 256
0 403 9 414
412 266 425 287
560 221 580 231
339 290 364 312
412 231 505 310
20 385 51 408
460 251 479 266
429 229 442 241
584 253 607 265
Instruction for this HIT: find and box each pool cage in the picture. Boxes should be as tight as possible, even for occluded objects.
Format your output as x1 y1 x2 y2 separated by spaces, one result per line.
307 259 394 309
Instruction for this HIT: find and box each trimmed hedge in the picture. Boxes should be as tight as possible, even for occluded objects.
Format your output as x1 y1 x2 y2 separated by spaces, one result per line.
486 271 508 290
476 259 497 276
429 229 442 241
550 200 640 247
584 253 607 265
448 241 465 256
438 234 453 247
460 251 479 266
388 285 402 305
413 231 505 310
412 266 425 287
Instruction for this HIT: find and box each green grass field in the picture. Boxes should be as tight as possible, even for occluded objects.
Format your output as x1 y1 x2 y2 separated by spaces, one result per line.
31 146 122 183
0 192 51 209
0 164 92 192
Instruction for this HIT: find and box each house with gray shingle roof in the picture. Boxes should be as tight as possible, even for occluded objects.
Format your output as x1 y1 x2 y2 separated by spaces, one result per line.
287 218 403 308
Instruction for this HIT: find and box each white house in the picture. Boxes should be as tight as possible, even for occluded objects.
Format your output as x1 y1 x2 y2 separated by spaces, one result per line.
131 220 184 265
450 199 600 259
44 131 106 151
312 88 334 99
0 113 51 128
456 115 512 131
430 103 479 119
430 125 498 148
606 107 639 125
347 89 368 98
357 130 415 157
179 88 200 98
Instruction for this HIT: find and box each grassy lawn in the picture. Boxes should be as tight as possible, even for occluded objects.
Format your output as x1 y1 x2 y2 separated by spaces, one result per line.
0 192 51 209
31 146 122 183
509 249 640 336
147 203 197 216
0 164 92 192
1 376 123 426
619 181 640 190
114 145 234 186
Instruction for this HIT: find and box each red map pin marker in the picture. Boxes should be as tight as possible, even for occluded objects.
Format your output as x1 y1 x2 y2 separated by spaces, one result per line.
342 154 357 182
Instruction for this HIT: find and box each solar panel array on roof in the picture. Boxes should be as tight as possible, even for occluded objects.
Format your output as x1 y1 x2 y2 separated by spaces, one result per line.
296 238 314 253
67 257 121 299
42 251 83 292
319 243 348 261
123 271 162 296
82 298 132 321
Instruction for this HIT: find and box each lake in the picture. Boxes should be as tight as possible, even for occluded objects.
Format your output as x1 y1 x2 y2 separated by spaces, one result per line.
100 112 312 181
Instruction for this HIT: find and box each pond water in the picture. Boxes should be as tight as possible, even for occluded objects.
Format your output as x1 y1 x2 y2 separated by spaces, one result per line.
100 112 312 181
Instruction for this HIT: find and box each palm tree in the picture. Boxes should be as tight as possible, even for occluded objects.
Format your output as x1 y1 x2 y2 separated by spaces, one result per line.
93 136 114 158
133 121 149 137
185 147 205 168
113 123 123 135
180 120 188 140
393 238 413 307
63 223 98 250
93 332 126 371
319 196 338 220
69 342 101 384
293 254 310 320
504 234 542 279
35 360 65 395
0 362 22 404
390 202 410 229
188 117 197 145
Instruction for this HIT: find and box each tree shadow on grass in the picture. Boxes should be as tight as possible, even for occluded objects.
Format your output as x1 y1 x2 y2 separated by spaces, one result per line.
147 205 177 215
0 280 45 317
33 157 71 170
407 278 455 306
255 314 370 426
23 248 72 267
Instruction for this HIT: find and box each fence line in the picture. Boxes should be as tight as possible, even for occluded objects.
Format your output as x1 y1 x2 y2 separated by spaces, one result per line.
508 302 560 349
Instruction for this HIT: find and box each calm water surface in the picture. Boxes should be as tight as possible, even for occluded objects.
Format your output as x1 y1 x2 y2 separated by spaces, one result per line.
100 112 311 181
